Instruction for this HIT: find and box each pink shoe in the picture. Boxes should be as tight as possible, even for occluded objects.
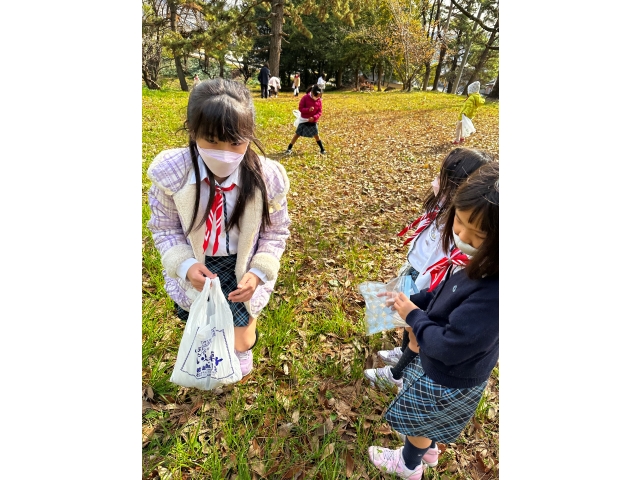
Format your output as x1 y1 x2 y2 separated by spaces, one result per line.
235 349 253 377
368 446 423 480
422 445 441 467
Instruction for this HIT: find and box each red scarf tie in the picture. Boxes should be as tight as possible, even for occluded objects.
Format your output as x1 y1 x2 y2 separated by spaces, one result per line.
397 207 440 246
423 248 469 291
202 178 236 255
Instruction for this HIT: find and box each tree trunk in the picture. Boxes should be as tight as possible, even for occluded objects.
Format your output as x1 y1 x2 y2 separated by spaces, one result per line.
446 55 459 93
452 6 483 95
142 68 161 90
217 53 225 77
463 21 498 95
377 63 383 91
169 1 188 91
268 0 284 78
431 0 452 92
431 45 446 91
337 67 343 89
486 75 499 99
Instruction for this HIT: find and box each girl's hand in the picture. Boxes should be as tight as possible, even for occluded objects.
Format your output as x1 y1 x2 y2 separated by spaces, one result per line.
187 263 217 291
376 291 398 308
393 293 419 321
228 272 259 303
309 106 315 112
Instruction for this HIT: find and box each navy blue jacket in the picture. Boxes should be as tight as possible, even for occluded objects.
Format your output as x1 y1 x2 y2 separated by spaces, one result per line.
258 66 270 85
406 268 499 389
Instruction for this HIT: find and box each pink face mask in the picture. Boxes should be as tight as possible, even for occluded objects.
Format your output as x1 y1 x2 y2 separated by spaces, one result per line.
197 145 248 177
431 176 440 196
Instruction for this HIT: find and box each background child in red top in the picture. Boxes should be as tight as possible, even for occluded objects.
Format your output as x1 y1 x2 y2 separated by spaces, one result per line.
285 85 326 155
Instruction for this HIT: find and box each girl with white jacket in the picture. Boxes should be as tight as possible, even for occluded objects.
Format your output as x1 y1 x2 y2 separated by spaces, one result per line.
147 78 291 377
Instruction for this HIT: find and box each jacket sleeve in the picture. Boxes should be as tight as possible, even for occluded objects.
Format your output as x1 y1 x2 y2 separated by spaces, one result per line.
409 289 434 310
459 97 473 120
299 96 311 117
405 289 499 367
248 162 291 282
147 184 195 279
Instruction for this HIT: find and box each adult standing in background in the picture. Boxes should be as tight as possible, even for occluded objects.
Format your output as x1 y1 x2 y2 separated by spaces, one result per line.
258 63 270 99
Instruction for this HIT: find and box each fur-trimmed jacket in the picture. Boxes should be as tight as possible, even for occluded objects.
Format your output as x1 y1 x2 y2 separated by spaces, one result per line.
147 148 291 319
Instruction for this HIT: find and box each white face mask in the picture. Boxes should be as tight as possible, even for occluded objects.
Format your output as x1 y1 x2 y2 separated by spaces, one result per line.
431 176 440 196
197 145 247 177
453 229 478 256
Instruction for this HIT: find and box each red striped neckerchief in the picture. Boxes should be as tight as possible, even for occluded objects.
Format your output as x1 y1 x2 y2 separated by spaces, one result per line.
397 207 440 247
423 248 469 292
202 177 236 255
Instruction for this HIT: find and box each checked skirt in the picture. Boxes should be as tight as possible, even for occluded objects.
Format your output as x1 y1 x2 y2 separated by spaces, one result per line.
384 356 487 443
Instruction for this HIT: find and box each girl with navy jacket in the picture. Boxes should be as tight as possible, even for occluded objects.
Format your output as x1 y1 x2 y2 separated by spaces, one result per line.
368 162 499 479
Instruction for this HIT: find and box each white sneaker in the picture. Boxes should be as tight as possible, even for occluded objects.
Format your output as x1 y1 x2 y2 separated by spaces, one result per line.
364 365 403 390
377 347 403 366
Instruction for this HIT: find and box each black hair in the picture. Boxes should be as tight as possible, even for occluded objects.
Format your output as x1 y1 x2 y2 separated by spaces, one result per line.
306 84 322 96
422 147 495 227
182 77 271 236
441 162 499 279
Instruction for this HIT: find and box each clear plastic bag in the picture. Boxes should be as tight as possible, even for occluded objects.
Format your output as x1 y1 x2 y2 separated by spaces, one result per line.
170 277 242 390
461 114 476 138
359 275 420 335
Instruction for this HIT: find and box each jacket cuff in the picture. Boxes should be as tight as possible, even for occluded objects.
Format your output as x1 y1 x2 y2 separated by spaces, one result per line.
249 253 280 282
162 244 196 278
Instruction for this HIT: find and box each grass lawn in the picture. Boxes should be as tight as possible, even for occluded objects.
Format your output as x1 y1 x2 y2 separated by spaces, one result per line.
142 83 499 480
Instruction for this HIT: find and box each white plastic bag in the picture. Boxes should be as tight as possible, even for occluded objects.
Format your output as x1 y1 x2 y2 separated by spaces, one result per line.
461 114 476 138
292 109 309 127
170 277 242 390
359 275 420 335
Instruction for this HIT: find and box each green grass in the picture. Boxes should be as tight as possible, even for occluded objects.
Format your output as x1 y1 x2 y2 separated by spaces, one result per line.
142 82 499 479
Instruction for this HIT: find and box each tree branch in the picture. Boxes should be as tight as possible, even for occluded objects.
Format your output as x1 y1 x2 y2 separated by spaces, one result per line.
449 0 498 33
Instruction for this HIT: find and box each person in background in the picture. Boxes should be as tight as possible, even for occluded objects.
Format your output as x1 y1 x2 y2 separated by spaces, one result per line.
453 81 485 144
258 63 270 99
284 85 326 156
317 73 326 93
268 75 281 98
293 73 301 97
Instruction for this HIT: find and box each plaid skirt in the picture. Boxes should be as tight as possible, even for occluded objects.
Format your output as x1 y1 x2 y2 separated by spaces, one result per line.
295 121 319 137
174 254 250 327
384 356 487 443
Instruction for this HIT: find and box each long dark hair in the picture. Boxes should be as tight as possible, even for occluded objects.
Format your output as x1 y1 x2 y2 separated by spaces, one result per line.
441 162 499 279
422 147 495 228
183 78 271 236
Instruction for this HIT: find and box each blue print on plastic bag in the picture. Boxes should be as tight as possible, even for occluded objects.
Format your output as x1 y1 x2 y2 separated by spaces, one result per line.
180 327 237 380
